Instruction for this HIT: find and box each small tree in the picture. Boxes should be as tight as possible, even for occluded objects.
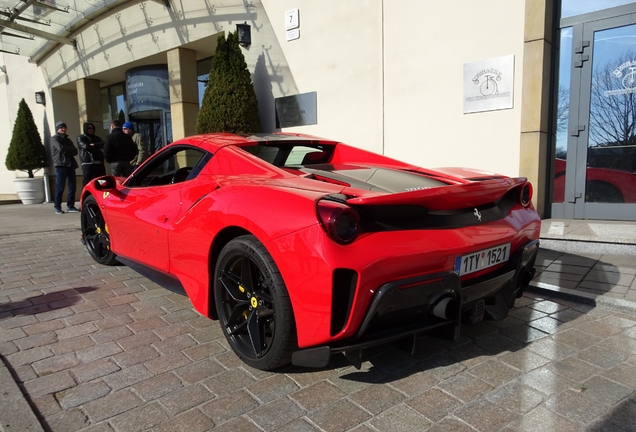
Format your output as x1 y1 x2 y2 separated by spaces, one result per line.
5 99 47 178
196 31 261 134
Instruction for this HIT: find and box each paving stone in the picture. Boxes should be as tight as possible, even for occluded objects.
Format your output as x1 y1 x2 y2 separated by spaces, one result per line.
23 319 65 336
469 359 522 387
510 405 581 432
31 393 62 418
144 351 192 375
153 322 193 340
82 390 143 422
499 349 551 373
32 352 80 376
173 358 225 383
23 370 77 398
437 372 494 403
126 316 167 333
150 409 215 432
486 382 545 414
109 401 169 432
445 342 492 369
546 357 603 383
247 374 300 404
426 417 476 432
111 345 160 368
55 322 99 340
46 407 89 432
366 403 430 432
545 389 610 424
306 399 371 432
152 333 197 354
56 379 112 409
90 325 134 344
200 390 259 424
405 387 463 421
603 363 636 389
276 418 322 432
203 368 257 397
7 345 53 366
75 341 122 363
502 323 550 343
454 398 519 431
102 363 154 390
386 368 438 397
580 375 633 405
182 340 227 361
526 337 578 362
591 397 636 431
349 383 407 415
419 354 467 381
520 367 577 396
578 345 629 370
70 358 121 383
130 372 183 401
210 416 261 432
157 383 214 416
12 330 57 350
290 380 346 411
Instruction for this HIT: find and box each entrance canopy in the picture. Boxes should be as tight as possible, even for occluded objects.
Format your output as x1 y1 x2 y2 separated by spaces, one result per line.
0 0 168 64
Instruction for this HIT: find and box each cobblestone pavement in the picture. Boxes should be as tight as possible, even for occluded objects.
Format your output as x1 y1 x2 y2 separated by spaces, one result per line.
1 210 636 431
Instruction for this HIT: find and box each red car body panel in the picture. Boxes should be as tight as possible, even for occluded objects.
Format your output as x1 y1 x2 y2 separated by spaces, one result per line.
81 132 541 358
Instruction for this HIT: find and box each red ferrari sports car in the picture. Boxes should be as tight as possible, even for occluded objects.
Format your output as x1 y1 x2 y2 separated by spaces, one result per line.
80 133 540 370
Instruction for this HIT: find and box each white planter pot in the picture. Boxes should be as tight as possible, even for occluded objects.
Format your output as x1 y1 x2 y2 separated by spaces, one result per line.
13 178 45 205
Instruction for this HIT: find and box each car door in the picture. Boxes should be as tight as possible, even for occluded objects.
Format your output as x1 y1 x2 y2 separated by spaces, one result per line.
105 145 209 272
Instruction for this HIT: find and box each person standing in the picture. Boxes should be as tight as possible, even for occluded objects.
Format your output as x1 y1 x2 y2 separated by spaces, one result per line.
51 121 79 214
77 122 106 188
122 121 148 171
103 120 137 177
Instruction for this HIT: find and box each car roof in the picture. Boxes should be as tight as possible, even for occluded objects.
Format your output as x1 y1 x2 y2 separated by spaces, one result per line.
171 132 340 153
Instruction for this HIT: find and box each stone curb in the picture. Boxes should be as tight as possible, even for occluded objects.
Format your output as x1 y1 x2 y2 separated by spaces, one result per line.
0 356 44 432
528 281 636 316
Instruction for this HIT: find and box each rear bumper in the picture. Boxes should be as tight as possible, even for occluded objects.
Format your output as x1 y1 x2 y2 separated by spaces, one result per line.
291 239 539 368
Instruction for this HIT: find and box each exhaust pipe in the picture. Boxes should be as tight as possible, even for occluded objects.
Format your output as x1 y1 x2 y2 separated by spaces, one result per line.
431 295 457 320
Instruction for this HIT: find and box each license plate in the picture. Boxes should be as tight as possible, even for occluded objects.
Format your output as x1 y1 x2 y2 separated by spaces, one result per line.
454 243 511 276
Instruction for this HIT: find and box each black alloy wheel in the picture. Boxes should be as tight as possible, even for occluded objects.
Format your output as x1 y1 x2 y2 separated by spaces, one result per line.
214 235 296 370
81 195 118 266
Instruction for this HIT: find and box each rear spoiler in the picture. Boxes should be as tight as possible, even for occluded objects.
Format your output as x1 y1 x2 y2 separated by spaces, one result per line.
345 177 526 211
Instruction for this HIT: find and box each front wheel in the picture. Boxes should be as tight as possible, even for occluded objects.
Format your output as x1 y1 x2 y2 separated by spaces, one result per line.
214 235 296 370
81 195 118 266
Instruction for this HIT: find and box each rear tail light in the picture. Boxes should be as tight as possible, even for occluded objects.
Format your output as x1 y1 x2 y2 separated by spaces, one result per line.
317 200 360 244
519 182 532 207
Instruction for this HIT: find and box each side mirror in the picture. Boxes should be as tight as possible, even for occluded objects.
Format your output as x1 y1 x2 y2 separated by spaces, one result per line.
93 176 117 191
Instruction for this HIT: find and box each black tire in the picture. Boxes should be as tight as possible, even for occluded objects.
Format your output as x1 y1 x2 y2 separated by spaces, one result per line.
81 195 118 266
214 235 296 370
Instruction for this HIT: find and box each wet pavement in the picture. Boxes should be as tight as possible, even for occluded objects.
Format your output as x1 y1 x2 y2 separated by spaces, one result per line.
1 203 636 432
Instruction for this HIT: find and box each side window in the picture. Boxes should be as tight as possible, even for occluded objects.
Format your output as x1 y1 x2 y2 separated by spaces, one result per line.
126 147 210 187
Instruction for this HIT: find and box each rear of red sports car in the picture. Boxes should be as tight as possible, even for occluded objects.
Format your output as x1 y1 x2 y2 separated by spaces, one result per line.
80 133 540 371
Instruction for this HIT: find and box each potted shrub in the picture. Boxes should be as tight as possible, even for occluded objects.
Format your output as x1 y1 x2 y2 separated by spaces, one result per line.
5 98 48 204
196 31 261 133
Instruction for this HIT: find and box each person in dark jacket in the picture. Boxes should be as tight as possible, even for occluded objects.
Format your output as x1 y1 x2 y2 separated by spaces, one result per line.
103 120 137 177
77 122 106 188
51 121 79 214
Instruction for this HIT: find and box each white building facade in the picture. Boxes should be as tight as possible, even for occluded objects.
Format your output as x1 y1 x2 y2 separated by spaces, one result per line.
1 0 636 220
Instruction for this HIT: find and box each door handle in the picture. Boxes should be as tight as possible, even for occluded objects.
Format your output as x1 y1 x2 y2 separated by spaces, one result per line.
158 215 168 223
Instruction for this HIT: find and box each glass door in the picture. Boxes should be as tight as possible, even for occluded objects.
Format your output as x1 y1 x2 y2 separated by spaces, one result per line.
554 14 636 220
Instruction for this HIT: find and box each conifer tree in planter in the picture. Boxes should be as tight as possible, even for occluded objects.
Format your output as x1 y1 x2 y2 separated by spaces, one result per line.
196 31 261 134
5 98 48 204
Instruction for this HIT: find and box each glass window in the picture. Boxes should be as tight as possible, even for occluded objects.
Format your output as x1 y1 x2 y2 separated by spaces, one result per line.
197 57 213 107
126 146 210 188
100 83 128 136
552 27 573 204
561 0 636 18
